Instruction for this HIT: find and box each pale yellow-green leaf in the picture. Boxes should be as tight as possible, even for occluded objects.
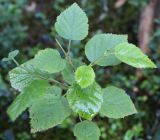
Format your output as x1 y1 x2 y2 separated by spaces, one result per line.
75 65 95 88
115 43 157 68
67 82 103 120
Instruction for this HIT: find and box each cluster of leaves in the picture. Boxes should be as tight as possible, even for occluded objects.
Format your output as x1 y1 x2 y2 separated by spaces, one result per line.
5 3 156 140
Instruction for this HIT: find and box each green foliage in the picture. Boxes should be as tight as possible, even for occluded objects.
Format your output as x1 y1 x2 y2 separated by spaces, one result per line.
61 59 83 85
115 43 157 68
33 48 66 73
61 61 75 85
2 50 19 62
85 34 127 66
100 86 137 119
30 94 71 133
4 2 157 139
9 60 50 91
124 123 143 140
55 3 88 40
75 65 95 88
8 50 19 59
7 80 50 121
73 121 100 140
67 82 103 120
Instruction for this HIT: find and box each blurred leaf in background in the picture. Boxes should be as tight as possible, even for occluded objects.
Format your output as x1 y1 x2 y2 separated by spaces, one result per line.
0 0 27 58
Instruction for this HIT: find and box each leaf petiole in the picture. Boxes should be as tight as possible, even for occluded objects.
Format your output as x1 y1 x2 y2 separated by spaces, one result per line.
12 58 20 66
67 40 71 55
55 38 68 57
48 78 68 90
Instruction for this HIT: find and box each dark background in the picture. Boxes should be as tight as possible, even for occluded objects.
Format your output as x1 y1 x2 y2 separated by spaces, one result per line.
0 0 160 140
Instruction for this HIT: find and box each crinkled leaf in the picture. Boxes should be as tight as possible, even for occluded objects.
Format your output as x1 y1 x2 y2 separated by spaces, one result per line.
75 65 95 88
115 43 157 68
73 121 100 140
30 94 71 133
100 86 137 118
8 50 19 58
9 60 50 91
33 48 66 73
85 34 128 66
67 82 103 120
7 80 50 121
55 3 88 40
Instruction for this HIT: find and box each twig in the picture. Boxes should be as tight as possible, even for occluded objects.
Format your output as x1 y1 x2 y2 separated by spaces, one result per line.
55 38 75 70
55 38 67 57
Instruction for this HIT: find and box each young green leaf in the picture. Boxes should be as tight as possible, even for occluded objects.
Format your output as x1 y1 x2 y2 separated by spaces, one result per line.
73 121 100 140
115 43 157 68
30 94 71 133
100 86 137 119
66 82 103 120
85 34 128 66
55 3 88 40
7 80 50 121
2 57 11 62
33 48 66 73
8 50 19 59
9 60 50 91
75 65 95 88
2 50 19 62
